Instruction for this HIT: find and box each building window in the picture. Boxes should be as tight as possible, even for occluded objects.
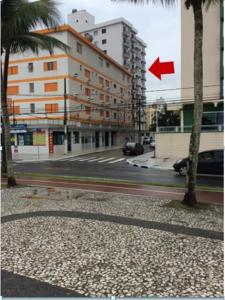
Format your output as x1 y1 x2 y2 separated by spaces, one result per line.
114 112 117 119
94 30 98 35
105 95 110 102
7 85 19 95
120 87 123 94
74 131 80 144
53 132 64 145
84 69 91 79
13 105 20 114
8 66 18 75
44 61 57 71
29 82 34 93
77 42 82 54
106 111 109 118
80 65 83 71
100 110 104 117
106 62 110 68
18 132 33 146
102 39 107 45
102 28 106 34
85 106 91 115
98 57 103 67
28 62 33 72
99 76 104 85
103 50 107 54
114 98 117 104
44 82 58 92
113 83 117 89
100 93 104 101
45 103 59 112
85 88 91 96
202 111 224 126
105 80 109 87
30 103 35 113
80 84 83 91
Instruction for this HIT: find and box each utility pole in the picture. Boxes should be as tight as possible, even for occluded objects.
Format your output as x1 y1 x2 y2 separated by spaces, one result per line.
12 101 16 125
64 78 68 155
138 98 141 143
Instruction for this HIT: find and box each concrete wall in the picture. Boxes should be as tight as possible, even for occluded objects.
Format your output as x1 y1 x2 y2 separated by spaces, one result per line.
155 132 224 159
181 0 221 100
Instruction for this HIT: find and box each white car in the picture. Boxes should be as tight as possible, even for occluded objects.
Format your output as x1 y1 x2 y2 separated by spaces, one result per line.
150 140 155 148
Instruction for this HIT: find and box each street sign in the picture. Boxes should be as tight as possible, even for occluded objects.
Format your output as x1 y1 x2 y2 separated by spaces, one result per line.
33 130 46 146
10 124 27 133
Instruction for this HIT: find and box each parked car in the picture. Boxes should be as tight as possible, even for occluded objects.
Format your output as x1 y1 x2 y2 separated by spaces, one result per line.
143 136 152 144
123 142 144 156
173 149 224 176
150 140 155 148
143 136 153 145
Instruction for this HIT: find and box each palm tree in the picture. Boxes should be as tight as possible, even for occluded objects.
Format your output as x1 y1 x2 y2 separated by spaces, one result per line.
112 0 220 206
1 0 69 186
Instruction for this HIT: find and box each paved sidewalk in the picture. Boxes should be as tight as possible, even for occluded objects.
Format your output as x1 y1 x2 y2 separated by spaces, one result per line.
126 152 177 170
1 186 223 297
12 146 121 162
2 176 223 205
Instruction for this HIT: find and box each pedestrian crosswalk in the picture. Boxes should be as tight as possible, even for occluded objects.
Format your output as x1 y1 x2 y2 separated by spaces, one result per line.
59 156 126 165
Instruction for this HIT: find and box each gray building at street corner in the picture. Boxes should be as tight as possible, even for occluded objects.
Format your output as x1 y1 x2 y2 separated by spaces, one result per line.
68 9 147 135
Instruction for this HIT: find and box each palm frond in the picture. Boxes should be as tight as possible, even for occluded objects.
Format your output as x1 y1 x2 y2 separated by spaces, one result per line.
2 0 62 49
111 0 177 7
204 0 221 10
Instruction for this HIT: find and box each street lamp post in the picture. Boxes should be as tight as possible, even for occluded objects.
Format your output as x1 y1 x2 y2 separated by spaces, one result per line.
64 78 68 155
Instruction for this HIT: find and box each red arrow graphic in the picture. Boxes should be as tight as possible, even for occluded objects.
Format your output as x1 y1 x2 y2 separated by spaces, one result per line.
148 57 175 80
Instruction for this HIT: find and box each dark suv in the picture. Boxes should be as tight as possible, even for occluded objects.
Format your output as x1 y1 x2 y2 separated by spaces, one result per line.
173 149 224 176
123 142 144 156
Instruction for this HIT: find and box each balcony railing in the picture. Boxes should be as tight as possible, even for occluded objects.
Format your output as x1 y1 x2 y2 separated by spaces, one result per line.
157 125 224 133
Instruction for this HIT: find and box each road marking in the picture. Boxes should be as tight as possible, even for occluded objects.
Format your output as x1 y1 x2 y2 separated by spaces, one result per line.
66 157 83 161
108 158 126 164
88 157 106 162
98 157 115 163
76 157 97 161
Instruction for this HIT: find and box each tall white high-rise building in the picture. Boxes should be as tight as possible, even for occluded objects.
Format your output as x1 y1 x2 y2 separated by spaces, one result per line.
68 9 147 133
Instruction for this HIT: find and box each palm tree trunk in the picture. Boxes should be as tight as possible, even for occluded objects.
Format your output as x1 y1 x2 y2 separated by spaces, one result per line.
183 0 203 206
1 117 7 175
1 47 17 186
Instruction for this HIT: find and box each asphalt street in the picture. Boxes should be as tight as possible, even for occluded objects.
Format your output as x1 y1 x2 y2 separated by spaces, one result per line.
14 147 223 188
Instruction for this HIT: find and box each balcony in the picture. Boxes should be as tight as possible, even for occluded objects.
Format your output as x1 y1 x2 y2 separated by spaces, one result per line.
123 38 131 47
123 27 131 37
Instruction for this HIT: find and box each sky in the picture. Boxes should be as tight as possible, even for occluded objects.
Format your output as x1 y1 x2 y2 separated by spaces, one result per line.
58 0 181 103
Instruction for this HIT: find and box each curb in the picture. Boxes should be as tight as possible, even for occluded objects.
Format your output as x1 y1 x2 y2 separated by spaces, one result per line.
126 159 174 170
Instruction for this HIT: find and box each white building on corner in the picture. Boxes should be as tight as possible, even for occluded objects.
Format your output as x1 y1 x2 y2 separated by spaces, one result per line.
68 9 147 133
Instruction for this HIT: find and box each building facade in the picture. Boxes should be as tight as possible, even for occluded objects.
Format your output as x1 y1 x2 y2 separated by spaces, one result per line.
68 10 147 133
7 25 132 156
155 0 224 159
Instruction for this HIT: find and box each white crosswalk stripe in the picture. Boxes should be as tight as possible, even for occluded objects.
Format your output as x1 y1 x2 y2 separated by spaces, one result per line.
67 157 83 161
108 158 126 164
58 156 126 164
76 157 97 161
98 157 115 163
88 157 106 162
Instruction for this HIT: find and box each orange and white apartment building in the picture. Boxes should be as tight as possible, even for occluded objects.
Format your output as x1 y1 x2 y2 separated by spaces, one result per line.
7 25 132 156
